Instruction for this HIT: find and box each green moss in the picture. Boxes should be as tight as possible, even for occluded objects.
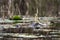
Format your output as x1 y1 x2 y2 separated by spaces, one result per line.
10 15 22 20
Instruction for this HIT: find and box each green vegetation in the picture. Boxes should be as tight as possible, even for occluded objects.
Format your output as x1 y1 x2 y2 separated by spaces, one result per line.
9 15 22 20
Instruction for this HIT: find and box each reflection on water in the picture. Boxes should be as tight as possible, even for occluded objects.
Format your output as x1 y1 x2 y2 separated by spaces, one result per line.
0 17 60 40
